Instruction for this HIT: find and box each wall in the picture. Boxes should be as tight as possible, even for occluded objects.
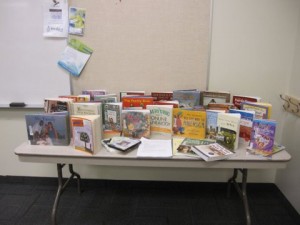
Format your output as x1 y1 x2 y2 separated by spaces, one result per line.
276 3 300 213
1 1 299 186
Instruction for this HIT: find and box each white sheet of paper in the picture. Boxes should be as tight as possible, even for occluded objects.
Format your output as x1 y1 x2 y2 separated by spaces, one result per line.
137 137 172 158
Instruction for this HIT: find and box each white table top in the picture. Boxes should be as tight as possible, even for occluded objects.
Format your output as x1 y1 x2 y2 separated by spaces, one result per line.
14 141 291 169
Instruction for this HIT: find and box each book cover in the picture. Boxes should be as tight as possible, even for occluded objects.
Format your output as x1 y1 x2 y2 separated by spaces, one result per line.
72 102 102 115
172 89 200 108
57 38 93 77
122 96 154 109
151 92 173 101
120 91 145 100
241 102 272 119
25 113 70 146
216 113 241 151
103 102 123 132
248 119 276 155
192 143 234 161
71 115 101 154
69 7 86 36
44 98 73 113
122 110 151 139
200 91 230 107
175 138 215 158
172 108 206 139
232 95 261 109
146 105 173 137
229 109 255 143
206 110 225 139
82 89 107 101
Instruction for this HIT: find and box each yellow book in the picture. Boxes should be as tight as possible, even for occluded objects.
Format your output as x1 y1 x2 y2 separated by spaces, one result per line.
241 101 272 119
172 108 206 139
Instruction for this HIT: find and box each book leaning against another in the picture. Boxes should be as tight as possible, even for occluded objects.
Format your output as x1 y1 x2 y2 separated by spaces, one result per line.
192 143 234 162
71 115 101 154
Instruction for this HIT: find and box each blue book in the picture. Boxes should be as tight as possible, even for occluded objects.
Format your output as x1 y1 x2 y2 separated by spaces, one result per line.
172 89 200 109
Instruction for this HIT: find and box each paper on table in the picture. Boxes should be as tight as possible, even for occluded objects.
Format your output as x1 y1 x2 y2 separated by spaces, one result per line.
137 137 172 158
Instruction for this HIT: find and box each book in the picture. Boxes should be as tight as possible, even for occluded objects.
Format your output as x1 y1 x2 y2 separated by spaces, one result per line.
137 137 172 158
146 105 173 137
216 113 241 151
175 138 215 158
192 143 235 161
172 137 185 156
57 38 93 77
229 109 255 143
122 96 154 109
172 108 206 139
248 119 277 155
69 7 86 36
241 101 272 119
77 94 91 102
207 103 236 111
172 89 201 108
247 143 285 157
122 110 151 139
25 113 70 146
94 94 117 103
103 102 123 132
72 102 102 115
71 115 101 154
153 100 179 108
82 90 107 101
151 91 173 101
120 91 145 100
200 91 230 107
106 136 141 152
232 95 261 109
44 98 73 114
59 95 80 102
205 110 225 139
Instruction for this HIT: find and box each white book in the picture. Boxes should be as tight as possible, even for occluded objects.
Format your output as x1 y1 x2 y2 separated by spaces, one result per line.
192 143 234 161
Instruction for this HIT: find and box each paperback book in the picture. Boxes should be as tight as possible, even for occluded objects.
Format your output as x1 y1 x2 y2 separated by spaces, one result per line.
241 101 272 119
82 89 107 101
175 138 215 158
192 143 234 161
200 91 230 107
71 115 101 154
72 102 102 115
146 105 173 137
205 110 225 139
44 98 73 114
229 109 255 143
103 102 123 132
122 96 154 109
172 89 200 108
122 110 151 139
172 108 206 139
120 91 145 100
106 136 141 152
248 119 277 155
216 113 241 151
25 113 70 146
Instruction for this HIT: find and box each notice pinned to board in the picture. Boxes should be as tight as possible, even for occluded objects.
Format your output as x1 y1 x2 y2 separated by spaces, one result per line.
58 38 93 77
43 0 68 38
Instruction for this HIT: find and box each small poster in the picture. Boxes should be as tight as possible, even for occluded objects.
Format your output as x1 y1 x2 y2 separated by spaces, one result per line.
58 39 93 77
43 0 69 38
69 7 86 36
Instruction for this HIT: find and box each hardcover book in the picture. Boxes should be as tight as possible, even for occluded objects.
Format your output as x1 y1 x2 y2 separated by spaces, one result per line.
71 115 101 154
72 102 102 115
25 113 70 146
172 89 201 108
172 108 206 139
122 110 151 139
103 102 123 132
151 91 173 101
122 96 154 109
200 91 231 107
175 138 215 158
229 109 255 143
192 143 234 161
146 105 173 137
216 113 241 151
232 95 261 109
248 119 276 155
241 101 272 119
44 98 74 114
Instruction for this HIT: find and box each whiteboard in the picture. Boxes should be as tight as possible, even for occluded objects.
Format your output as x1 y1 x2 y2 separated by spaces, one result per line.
0 0 71 107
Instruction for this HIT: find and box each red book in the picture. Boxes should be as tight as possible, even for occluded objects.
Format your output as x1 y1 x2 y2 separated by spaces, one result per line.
232 95 261 109
122 96 154 109
154 100 179 108
151 92 173 101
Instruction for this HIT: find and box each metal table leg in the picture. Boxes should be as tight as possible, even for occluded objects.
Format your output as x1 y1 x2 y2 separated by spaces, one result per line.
51 164 82 225
227 168 251 225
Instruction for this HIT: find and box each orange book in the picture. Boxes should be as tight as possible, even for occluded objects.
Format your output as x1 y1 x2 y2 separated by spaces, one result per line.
122 96 154 109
